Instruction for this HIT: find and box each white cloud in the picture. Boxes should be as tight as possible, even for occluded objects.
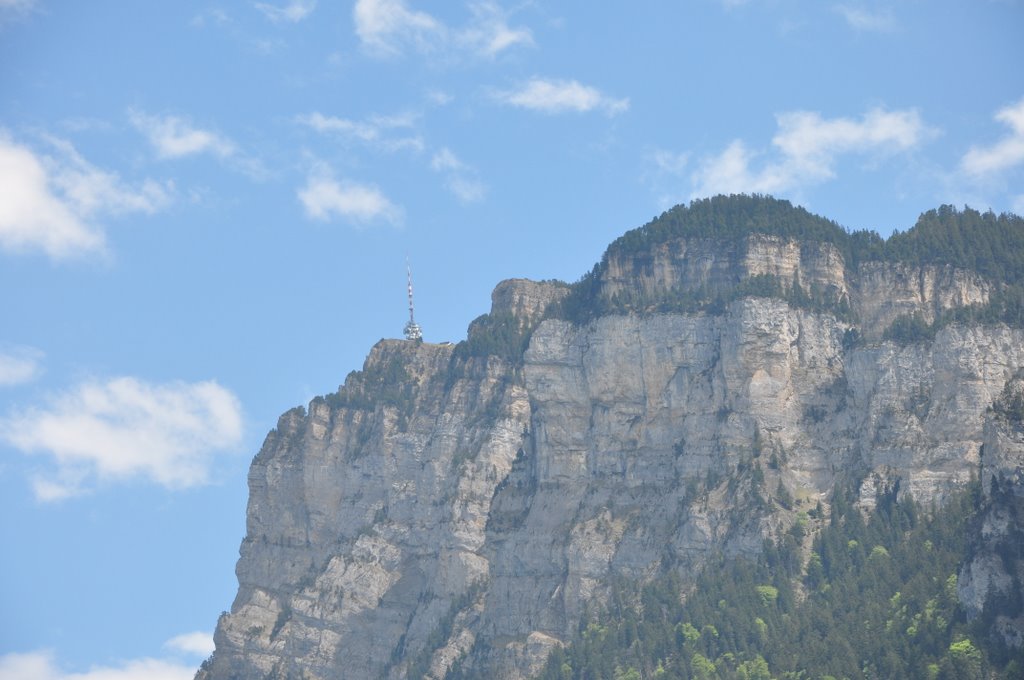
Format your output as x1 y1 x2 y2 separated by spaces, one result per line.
255 0 316 23
773 108 925 170
299 112 379 141
493 78 629 116
164 632 215 657
353 0 445 56
353 0 532 59
0 137 100 257
445 175 486 203
42 137 171 215
834 5 897 32
430 148 485 203
297 111 424 152
0 640 205 680
430 148 461 173
129 110 267 179
370 111 420 129
300 115 479 203
0 132 171 260
691 107 931 197
298 164 402 225
1 376 243 500
0 345 43 387
458 1 533 57
692 140 773 196
961 97 1024 176
129 110 236 160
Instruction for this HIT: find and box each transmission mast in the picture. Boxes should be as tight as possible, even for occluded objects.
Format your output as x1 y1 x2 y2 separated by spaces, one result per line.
403 260 423 342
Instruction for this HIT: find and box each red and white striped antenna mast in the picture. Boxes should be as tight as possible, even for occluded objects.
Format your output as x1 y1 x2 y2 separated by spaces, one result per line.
403 258 423 341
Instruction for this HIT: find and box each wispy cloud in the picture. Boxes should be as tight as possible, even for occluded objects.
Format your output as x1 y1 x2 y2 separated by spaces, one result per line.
690 107 931 197
129 110 236 160
492 77 629 116
42 136 171 215
164 632 215 657
255 0 316 23
961 96 1024 176
353 0 532 59
0 632 212 680
298 162 402 225
431 147 485 203
834 4 897 32
458 1 534 57
0 345 43 387
129 110 267 178
1 376 243 501
299 112 379 141
0 132 171 260
300 114 480 203
0 652 196 680
297 111 424 152
353 0 444 57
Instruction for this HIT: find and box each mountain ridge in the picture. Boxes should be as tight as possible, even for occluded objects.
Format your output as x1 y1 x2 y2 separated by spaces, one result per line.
197 195 1024 679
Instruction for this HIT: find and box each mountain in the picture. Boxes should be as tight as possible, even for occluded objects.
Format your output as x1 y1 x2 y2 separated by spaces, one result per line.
197 195 1024 679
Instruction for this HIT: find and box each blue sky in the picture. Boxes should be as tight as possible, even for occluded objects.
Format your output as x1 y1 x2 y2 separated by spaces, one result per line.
1 1 1022 677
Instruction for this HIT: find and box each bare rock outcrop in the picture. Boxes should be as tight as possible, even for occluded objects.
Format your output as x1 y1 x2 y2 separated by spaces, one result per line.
958 375 1024 649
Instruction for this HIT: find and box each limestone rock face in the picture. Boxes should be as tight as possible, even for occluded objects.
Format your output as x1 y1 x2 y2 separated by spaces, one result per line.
853 262 992 340
199 240 1023 679
600 235 849 308
490 278 569 327
598 234 991 341
958 375 1024 649
202 335 531 680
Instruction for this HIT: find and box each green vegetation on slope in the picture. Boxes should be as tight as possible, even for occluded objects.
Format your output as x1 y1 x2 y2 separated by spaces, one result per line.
536 482 1023 680
602 196 1024 283
547 195 1024 330
452 311 535 364
886 204 1024 284
552 273 855 324
603 195 853 264
327 354 413 412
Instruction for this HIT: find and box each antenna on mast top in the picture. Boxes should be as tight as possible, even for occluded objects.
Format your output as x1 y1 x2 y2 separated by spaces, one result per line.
403 258 423 342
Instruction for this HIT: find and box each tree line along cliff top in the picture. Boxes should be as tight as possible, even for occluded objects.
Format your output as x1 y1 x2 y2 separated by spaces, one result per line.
545 194 1024 329
601 194 1024 285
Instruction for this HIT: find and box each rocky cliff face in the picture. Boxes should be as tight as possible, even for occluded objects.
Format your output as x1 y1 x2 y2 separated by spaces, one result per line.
600 235 849 308
599 233 992 340
199 230 1021 680
958 374 1024 649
